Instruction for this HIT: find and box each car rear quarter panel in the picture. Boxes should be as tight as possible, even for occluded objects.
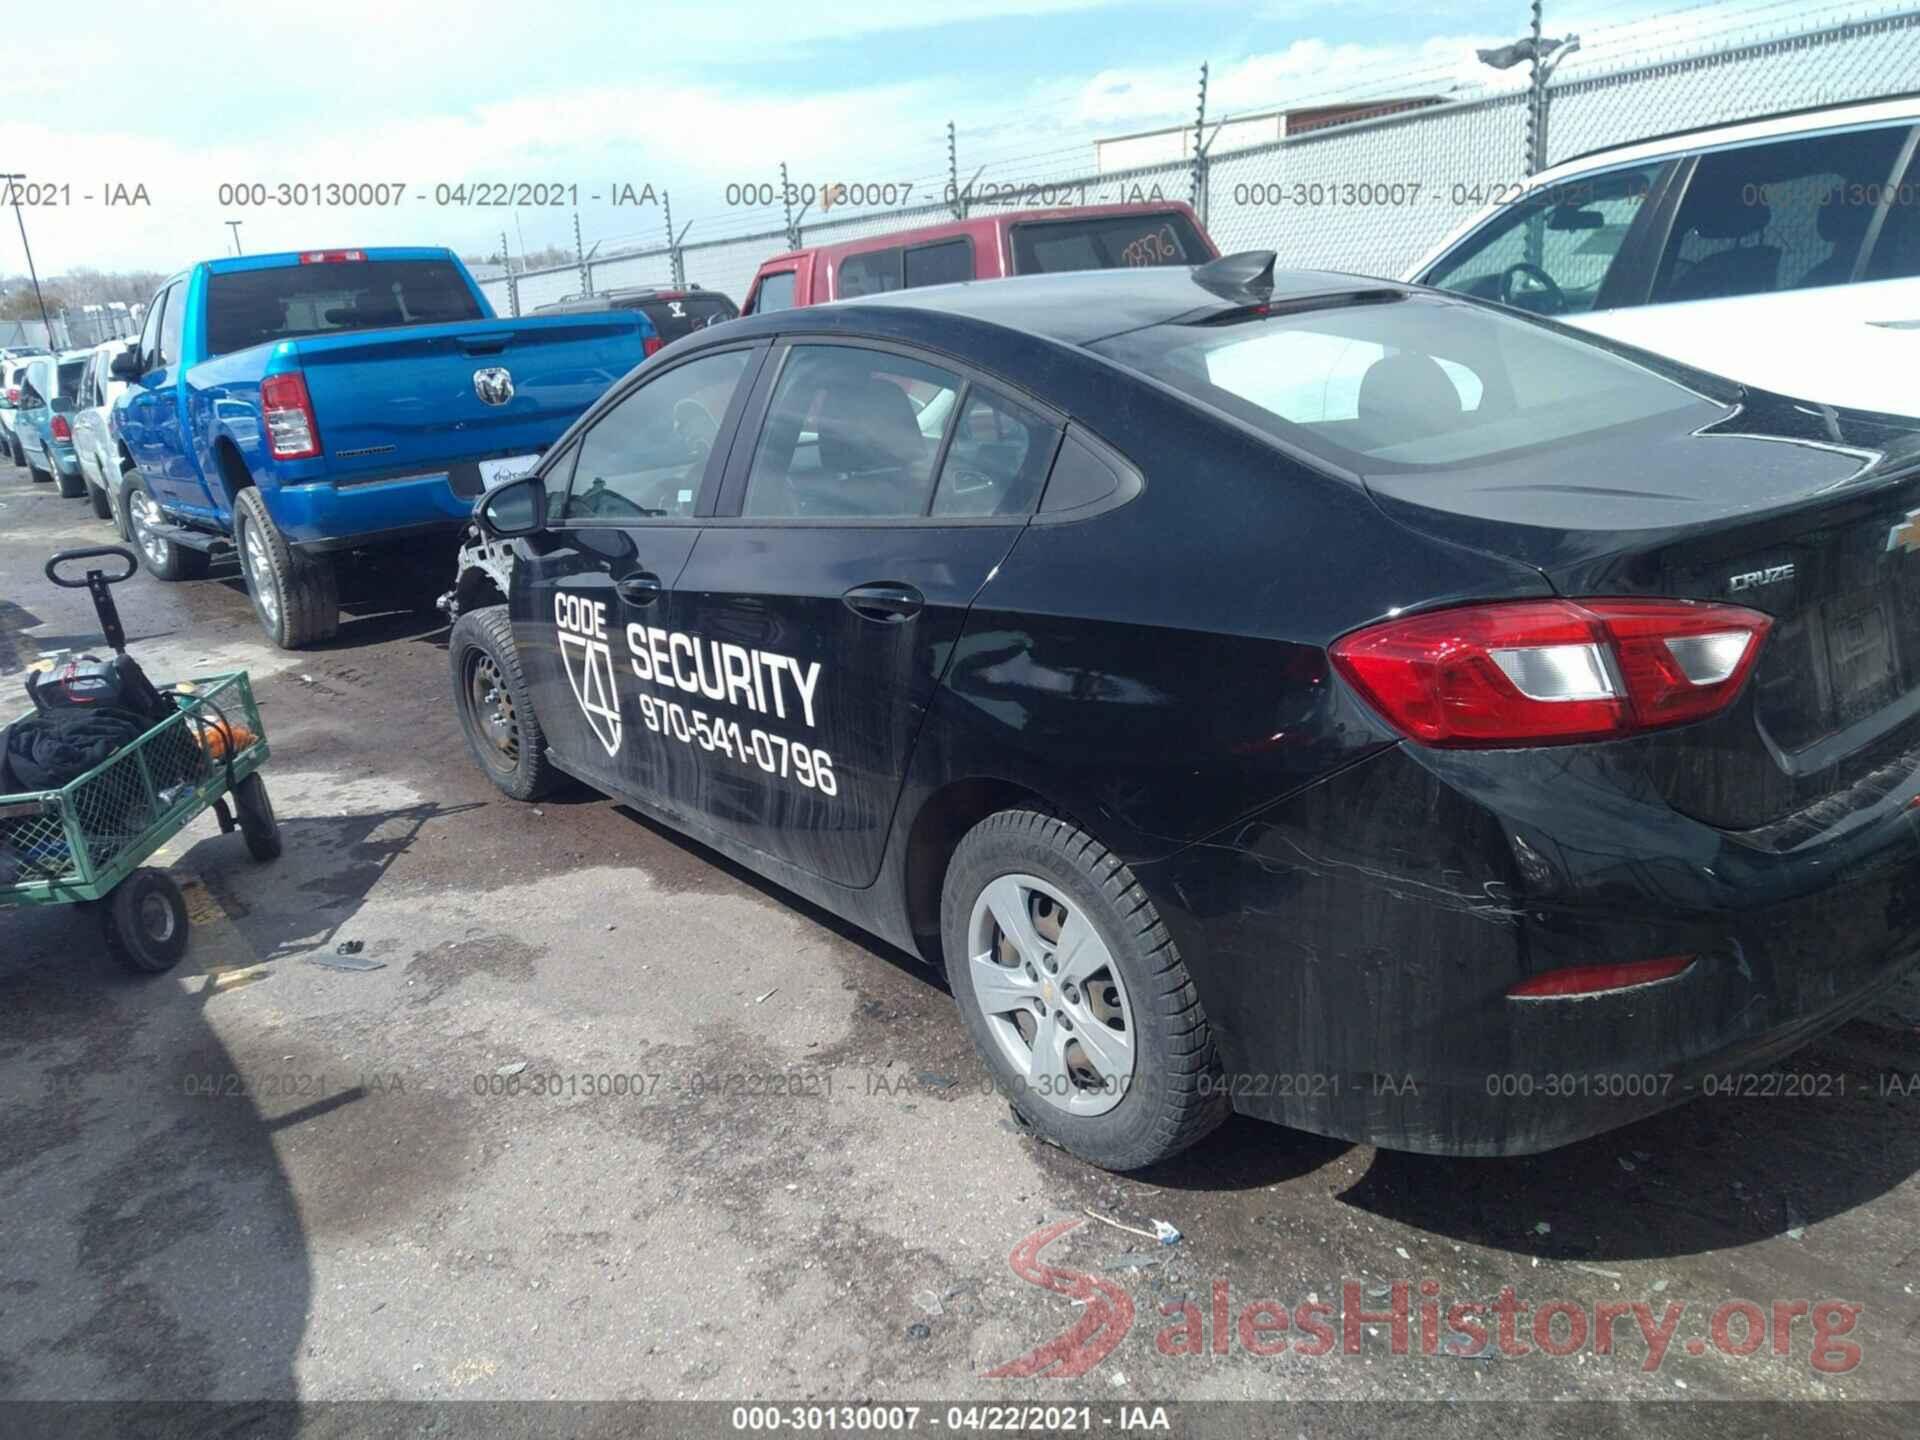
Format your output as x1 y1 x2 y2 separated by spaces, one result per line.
909 369 1553 867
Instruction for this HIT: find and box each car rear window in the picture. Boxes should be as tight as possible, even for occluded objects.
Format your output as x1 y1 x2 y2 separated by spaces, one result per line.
635 294 738 342
1090 294 1723 471
204 259 485 357
57 360 86 398
1010 211 1208 274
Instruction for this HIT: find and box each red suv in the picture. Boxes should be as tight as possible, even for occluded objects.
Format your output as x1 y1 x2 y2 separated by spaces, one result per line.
740 202 1218 314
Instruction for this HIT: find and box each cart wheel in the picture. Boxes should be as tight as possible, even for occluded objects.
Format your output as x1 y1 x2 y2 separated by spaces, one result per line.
103 868 191 974
232 771 282 861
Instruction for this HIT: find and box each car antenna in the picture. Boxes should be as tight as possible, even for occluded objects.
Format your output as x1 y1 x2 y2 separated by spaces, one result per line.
1193 250 1276 300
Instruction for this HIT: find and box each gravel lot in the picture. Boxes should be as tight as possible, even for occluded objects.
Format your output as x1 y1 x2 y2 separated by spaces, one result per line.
3 462 1919 1434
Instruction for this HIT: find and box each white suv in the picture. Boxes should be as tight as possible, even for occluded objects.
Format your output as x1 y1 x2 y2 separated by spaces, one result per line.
1407 96 1920 417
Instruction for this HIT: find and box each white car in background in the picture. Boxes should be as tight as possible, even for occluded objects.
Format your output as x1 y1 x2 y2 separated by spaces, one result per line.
71 340 134 529
1407 96 1920 418
1 351 47 466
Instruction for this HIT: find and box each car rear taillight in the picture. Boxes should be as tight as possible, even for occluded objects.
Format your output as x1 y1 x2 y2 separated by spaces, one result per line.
260 372 321 459
1329 598 1772 747
5 387 17 404
643 335 663 357
50 415 72 441
298 249 366 264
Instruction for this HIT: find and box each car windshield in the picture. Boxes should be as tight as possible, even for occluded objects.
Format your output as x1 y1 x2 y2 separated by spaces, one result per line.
1089 293 1728 471
204 258 486 356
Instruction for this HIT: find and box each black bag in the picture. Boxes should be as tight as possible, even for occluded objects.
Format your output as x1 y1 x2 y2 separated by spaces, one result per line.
1 706 152 793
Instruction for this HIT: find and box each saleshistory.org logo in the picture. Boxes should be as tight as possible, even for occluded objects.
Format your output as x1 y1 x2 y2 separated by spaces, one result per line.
987 1220 1865 1376
555 592 623 757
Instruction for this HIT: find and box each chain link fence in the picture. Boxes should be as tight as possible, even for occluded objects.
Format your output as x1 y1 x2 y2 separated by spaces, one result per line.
476 5 1920 315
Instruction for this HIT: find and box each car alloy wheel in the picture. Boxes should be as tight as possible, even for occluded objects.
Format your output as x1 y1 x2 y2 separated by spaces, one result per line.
128 488 170 570
965 871 1136 1116
243 517 280 629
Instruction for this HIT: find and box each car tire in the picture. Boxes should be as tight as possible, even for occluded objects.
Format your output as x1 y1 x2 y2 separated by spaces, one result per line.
231 771 283 862
125 475 210 581
56 465 86 499
103 868 191 975
234 487 339 649
85 472 113 519
942 809 1228 1171
111 463 135 541
450 604 557 802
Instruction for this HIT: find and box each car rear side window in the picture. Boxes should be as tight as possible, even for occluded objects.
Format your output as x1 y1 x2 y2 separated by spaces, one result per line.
904 239 973 289
1651 126 1911 302
743 346 961 519
751 271 797 314
1865 161 1920 281
1422 164 1660 314
1010 211 1206 274
203 259 485 357
930 388 1056 517
837 247 904 298
1091 294 1719 471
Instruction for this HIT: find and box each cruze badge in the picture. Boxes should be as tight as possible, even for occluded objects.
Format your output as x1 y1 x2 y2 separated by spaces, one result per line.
473 366 515 406
554 593 622 757
1728 563 1795 593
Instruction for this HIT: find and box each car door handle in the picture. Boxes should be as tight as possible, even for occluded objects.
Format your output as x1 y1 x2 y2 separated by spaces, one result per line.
843 581 924 623
616 573 663 605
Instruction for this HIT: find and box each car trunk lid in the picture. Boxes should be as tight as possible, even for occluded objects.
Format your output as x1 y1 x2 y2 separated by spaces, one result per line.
1364 394 1920 831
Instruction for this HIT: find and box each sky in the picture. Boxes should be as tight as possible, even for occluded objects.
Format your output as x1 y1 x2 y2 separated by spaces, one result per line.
0 0 1888 279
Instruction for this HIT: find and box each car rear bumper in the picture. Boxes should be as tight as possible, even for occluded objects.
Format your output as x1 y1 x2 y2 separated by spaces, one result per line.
1145 741 1920 1155
268 473 477 548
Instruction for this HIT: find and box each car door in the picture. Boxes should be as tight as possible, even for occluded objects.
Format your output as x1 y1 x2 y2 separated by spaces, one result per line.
512 341 766 801
669 338 1061 886
120 282 173 489
71 352 102 481
1584 123 1920 407
16 360 51 466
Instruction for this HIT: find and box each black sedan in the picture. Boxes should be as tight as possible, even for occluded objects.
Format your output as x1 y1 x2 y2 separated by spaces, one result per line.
449 252 1920 1168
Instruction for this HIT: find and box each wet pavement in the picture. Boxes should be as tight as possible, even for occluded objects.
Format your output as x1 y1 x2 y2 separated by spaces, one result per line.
3 460 1919 1432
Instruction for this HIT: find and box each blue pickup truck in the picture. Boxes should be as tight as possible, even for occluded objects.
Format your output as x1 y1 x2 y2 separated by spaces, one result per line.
111 246 657 648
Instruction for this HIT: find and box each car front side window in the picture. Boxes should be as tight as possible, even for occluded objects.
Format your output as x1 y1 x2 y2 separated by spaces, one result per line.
556 349 752 523
1423 163 1661 315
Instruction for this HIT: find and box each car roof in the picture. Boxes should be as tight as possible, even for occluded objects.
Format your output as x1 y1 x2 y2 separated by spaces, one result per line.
744 263 1404 346
1550 91 1920 175
753 201 1210 270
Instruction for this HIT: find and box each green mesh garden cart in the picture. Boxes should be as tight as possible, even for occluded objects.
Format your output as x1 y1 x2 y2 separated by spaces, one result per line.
0 546 280 973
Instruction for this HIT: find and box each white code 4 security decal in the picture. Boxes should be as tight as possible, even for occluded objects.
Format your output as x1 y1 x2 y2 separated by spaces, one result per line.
553 593 837 795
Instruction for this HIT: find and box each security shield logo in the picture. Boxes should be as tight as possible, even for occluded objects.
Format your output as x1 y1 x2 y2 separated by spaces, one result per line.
554 594 622 757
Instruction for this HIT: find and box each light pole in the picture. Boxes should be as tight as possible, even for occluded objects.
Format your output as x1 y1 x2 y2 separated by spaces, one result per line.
0 172 53 339
227 219 245 255
1476 5 1581 176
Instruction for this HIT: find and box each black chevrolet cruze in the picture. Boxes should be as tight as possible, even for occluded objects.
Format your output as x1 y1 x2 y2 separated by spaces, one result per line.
449 252 1920 1169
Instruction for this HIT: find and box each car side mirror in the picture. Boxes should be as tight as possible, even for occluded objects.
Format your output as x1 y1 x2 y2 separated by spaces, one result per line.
110 348 144 381
475 473 546 538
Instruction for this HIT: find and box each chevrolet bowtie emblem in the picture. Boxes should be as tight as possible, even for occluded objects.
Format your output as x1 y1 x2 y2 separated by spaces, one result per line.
1888 508 1920 554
